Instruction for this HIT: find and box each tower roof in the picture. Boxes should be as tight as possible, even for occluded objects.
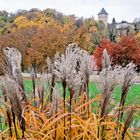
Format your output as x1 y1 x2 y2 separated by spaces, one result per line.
98 8 108 15
112 18 116 23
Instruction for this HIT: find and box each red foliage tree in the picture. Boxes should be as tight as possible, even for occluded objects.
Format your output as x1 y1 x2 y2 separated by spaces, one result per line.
94 39 119 69
117 36 140 66
94 36 140 69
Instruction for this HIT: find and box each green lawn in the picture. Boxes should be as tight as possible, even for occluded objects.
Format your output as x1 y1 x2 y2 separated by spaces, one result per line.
24 80 140 105
89 82 140 105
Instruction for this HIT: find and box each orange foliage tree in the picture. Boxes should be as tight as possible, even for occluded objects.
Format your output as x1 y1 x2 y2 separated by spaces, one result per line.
0 22 75 72
0 8 110 73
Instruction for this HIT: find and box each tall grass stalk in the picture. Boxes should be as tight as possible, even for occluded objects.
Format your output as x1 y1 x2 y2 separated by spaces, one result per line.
54 43 80 139
0 45 139 139
46 56 55 102
1 47 26 139
117 63 136 134
122 107 135 139
98 49 118 139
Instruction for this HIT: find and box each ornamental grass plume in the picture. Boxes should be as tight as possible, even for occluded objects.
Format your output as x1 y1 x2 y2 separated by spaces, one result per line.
98 49 137 139
54 45 78 106
122 107 136 140
98 49 118 118
66 70 83 139
53 43 80 139
1 77 25 139
117 62 136 134
119 62 136 121
0 47 26 139
49 87 60 117
102 48 111 69
49 87 60 140
35 84 45 110
54 43 80 83
79 49 95 94
4 78 23 125
98 67 118 118
46 56 55 102
0 80 12 137
1 47 26 102
98 49 120 139
3 47 24 90
0 44 139 140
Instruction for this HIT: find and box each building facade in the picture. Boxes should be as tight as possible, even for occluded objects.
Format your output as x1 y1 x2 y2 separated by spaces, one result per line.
98 8 108 28
98 8 140 40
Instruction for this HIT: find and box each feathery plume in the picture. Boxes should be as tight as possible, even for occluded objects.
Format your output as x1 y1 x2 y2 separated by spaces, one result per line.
78 49 95 94
2 77 25 138
102 49 111 69
98 49 118 139
54 43 80 140
49 87 60 116
98 49 118 118
118 62 136 122
1 47 26 101
46 56 55 101
54 43 80 82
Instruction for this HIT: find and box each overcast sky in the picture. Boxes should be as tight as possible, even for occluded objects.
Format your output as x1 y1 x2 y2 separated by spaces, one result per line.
0 0 139 23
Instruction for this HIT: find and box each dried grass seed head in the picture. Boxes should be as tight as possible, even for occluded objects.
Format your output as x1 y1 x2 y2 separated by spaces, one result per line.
3 47 22 76
79 49 95 83
119 62 136 88
49 87 60 116
102 49 111 69
3 77 23 121
54 43 80 82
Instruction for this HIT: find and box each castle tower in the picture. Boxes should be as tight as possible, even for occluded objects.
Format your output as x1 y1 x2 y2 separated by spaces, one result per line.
98 8 108 28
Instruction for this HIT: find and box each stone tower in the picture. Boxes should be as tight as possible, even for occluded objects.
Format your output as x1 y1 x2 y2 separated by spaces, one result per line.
98 8 108 28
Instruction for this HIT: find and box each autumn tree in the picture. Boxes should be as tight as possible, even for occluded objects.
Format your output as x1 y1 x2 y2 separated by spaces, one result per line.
0 14 75 72
117 36 140 66
94 36 140 70
135 32 140 47
0 7 129 74
94 39 118 69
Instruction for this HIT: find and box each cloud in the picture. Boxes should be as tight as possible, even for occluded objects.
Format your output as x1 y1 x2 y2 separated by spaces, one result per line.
0 0 139 23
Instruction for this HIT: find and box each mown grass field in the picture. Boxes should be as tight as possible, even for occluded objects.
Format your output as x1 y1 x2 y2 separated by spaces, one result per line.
23 79 140 122
24 79 140 105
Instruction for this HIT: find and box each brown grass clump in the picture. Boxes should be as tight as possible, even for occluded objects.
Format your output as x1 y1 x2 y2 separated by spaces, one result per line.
0 45 140 140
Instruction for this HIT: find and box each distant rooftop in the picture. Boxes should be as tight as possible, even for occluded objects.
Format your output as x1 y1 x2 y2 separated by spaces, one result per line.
134 18 140 23
98 8 108 15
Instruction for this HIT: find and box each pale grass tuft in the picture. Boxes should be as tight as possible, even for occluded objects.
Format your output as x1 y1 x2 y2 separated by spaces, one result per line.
3 47 22 79
118 62 136 123
102 48 111 69
54 43 80 82
79 50 95 84
0 44 139 140
1 47 26 101
2 77 23 120
49 87 60 116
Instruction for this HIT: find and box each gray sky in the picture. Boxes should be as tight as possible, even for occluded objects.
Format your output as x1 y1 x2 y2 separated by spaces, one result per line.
0 0 139 23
